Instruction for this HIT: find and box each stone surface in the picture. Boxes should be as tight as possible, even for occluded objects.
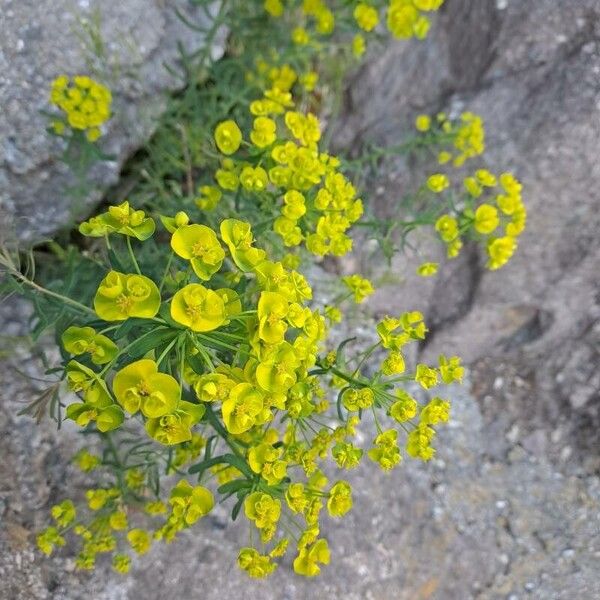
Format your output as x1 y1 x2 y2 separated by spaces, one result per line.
0 0 225 243
2 0 600 598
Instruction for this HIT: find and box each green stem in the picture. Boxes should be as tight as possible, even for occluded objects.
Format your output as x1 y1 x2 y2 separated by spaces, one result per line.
126 237 142 275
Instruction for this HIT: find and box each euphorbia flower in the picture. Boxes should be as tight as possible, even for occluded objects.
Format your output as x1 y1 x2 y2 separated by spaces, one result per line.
94 271 160 321
170 224 225 281
170 283 226 332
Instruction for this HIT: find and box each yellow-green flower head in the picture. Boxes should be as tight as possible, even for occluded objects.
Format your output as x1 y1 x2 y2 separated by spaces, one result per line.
417 262 438 277
61 325 118 365
407 423 436 460
109 510 128 531
74 449 101 472
420 397 450 425
94 271 160 321
245 492 281 530
214 120 242 155
368 429 401 470
285 482 309 514
487 236 517 270
258 291 289 344
240 166 269 192
427 173 450 193
293 539 330 577
37 527 66 556
474 204 500 235
145 401 204 445
390 390 418 422
439 354 464 383
354 3 379 31
327 481 352 517
256 354 297 394
248 443 288 486
169 480 214 525
65 360 112 407
222 383 265 434
195 185 222 211
193 372 235 403
352 33 366 58
341 387 374 411
475 168 497 187
282 190 307 220
110 553 130 575
415 114 431 132
171 224 225 281
127 529 151 555
113 359 180 417
170 283 226 332
342 274 374 303
264 0 283 17
332 441 363 469
238 548 277 578
415 364 439 389
160 211 190 233
387 0 419 38
51 500 76 527
435 214 459 242
251 117 277 148
102 201 156 240
292 27 310 45
220 219 266 272
50 74 111 137
381 350 406 375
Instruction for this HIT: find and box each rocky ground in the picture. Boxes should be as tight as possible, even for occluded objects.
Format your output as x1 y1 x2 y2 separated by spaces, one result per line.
2 0 600 598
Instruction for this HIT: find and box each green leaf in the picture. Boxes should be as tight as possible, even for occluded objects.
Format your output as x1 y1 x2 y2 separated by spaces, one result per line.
124 328 179 360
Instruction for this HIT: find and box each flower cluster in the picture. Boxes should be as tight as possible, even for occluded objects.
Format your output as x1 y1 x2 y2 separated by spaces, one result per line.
49 75 112 141
210 104 363 257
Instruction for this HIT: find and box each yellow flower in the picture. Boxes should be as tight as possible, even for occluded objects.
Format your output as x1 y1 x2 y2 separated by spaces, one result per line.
170 283 227 332
220 219 266 272
354 3 379 31
127 529 151 555
486 236 517 270
417 262 438 277
327 481 352 517
439 354 464 383
214 120 242 155
250 117 277 148
435 214 458 242
427 173 449 193
102 201 155 240
368 429 401 470
263 0 283 17
195 185 222 211
240 166 269 191
475 168 497 187
387 1 419 39
293 539 330 577
160 211 190 233
390 390 418 422
145 401 205 445
342 274 374 303
292 27 310 45
245 492 281 532
257 291 289 344
420 397 450 425
238 548 277 578
94 271 160 321
474 204 499 234
222 383 265 434
352 34 366 58
170 480 214 525
112 554 131 574
171 224 224 281
415 114 431 132
51 500 76 527
415 364 438 389
407 423 436 460
113 359 180 417
61 326 118 365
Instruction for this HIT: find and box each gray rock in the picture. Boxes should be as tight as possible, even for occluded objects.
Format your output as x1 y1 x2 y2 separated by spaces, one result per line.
0 0 226 244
